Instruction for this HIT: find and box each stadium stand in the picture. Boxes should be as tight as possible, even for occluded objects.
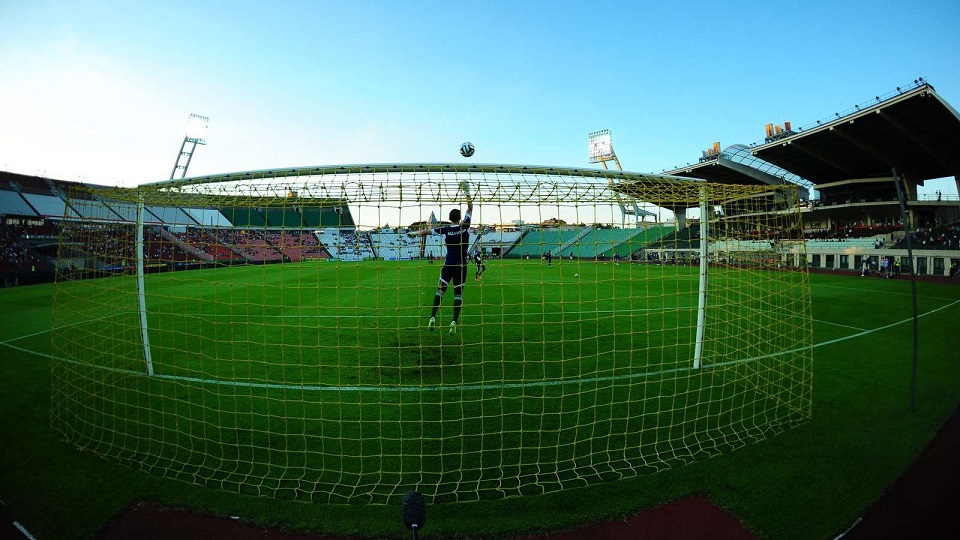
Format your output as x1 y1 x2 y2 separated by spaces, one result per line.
0 184 39 217
507 228 583 258
900 226 960 250
474 229 522 257
217 229 283 262
709 239 776 254
369 230 422 261
183 207 232 228
569 227 660 259
266 229 329 261
20 190 68 219
172 229 238 262
222 206 267 227
0 224 45 272
263 207 303 228
422 231 445 260
315 229 375 261
145 205 198 227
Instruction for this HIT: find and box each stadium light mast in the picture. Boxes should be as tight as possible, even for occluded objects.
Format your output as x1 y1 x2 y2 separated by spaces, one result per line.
170 113 209 179
588 129 647 227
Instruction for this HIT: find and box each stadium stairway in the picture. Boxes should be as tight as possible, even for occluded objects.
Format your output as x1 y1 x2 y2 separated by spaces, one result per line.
160 228 214 262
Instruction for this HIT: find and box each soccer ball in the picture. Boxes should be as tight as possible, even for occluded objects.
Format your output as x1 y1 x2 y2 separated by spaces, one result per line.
460 142 475 158
574 273 579 278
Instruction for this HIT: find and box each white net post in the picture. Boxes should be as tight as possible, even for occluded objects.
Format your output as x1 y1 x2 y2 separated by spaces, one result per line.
135 194 155 376
693 187 709 369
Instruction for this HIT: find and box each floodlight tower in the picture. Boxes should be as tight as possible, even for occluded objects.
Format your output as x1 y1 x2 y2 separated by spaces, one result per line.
588 129 648 226
170 113 209 179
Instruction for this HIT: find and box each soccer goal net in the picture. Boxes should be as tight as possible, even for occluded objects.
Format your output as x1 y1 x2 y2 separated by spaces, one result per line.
51 164 812 503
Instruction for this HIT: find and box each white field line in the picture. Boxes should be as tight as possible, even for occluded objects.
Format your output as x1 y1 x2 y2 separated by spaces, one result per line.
0 311 135 344
810 298 959 349
811 319 867 331
721 301 865 332
12 521 37 540
3 300 958 394
813 282 958 302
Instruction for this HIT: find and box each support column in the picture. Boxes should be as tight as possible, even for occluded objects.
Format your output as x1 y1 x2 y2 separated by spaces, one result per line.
893 169 918 412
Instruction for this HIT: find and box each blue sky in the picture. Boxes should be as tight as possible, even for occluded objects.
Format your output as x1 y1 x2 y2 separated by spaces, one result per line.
1 0 958 195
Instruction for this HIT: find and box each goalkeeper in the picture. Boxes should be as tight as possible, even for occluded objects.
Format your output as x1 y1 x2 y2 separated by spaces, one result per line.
410 185 474 334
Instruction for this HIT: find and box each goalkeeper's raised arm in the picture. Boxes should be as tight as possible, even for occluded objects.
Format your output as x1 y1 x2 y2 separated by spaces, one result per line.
408 185 473 238
462 180 474 215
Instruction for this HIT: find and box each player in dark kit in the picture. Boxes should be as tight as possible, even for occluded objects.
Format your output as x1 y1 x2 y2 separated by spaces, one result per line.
472 249 486 281
410 187 474 334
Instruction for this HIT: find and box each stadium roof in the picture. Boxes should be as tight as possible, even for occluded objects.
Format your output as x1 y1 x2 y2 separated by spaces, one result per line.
663 144 814 200
140 163 705 189
750 81 960 186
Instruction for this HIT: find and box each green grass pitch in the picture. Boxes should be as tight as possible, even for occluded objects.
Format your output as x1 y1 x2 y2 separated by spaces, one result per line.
2 262 958 539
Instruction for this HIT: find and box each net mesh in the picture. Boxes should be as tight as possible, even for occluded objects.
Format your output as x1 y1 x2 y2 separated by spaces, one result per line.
51 165 813 503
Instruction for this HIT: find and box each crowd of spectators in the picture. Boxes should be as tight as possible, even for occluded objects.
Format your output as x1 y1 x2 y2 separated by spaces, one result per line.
0 225 46 271
212 229 283 262
804 222 900 240
901 225 960 250
175 228 238 261
170 228 330 263
265 230 328 261
6 221 60 240
145 228 196 262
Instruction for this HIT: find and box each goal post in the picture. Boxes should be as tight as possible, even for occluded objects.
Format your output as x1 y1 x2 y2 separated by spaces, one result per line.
51 164 812 504
135 194 155 376
694 186 709 370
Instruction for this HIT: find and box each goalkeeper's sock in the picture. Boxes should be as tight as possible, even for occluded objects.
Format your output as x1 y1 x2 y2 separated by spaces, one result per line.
452 295 462 323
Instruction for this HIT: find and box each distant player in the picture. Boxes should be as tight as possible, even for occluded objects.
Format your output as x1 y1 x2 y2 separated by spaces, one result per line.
472 249 486 281
410 189 474 334
544 251 552 267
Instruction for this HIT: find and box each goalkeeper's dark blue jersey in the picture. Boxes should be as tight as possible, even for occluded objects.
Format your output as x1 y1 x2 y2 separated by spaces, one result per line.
432 213 471 266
